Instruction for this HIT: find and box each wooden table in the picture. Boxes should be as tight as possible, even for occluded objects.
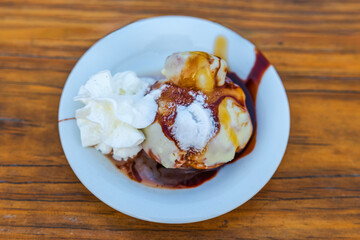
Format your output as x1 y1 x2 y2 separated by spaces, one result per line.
1 0 359 239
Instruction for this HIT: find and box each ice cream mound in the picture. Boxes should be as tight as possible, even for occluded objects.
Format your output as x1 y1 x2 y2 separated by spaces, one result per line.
143 51 253 169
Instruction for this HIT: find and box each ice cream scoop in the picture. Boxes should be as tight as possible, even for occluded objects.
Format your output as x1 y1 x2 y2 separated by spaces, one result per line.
143 51 253 169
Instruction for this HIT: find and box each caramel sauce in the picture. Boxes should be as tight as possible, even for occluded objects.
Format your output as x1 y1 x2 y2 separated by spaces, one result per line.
214 35 228 62
218 99 234 147
111 38 270 189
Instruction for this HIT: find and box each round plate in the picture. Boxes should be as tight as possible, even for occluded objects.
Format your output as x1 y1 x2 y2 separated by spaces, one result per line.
58 16 290 224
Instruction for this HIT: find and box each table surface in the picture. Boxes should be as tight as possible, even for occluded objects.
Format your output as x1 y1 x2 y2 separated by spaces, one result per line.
1 0 359 239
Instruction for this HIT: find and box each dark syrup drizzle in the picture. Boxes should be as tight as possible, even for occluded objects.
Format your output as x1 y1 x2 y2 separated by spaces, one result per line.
58 117 76 123
230 51 270 160
113 50 270 189
111 151 218 189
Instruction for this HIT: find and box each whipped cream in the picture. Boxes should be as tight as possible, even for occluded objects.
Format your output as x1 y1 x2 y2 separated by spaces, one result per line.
74 70 159 160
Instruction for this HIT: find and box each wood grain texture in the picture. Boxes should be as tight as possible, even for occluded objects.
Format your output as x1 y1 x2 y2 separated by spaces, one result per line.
0 0 359 239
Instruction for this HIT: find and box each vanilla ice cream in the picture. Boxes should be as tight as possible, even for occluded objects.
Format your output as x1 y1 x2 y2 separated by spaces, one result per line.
74 70 159 160
143 52 253 169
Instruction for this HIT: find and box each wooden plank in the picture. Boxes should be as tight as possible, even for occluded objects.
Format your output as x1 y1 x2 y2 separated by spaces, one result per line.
0 0 359 239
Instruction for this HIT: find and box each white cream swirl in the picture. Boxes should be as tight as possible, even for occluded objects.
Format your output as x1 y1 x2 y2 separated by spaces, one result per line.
74 70 158 160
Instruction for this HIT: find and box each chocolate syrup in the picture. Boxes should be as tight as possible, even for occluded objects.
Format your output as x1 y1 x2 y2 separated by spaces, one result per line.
229 50 270 160
58 117 76 123
113 50 270 189
110 151 218 189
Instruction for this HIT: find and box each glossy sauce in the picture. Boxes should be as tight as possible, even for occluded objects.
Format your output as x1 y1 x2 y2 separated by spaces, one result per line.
214 35 228 63
58 117 75 123
229 50 270 160
113 39 270 189
110 151 218 189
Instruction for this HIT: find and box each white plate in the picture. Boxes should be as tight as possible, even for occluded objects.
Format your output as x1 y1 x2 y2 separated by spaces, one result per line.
58 16 290 224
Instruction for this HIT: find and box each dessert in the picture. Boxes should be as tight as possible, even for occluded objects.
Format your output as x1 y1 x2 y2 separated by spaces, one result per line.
74 49 270 189
143 52 253 169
